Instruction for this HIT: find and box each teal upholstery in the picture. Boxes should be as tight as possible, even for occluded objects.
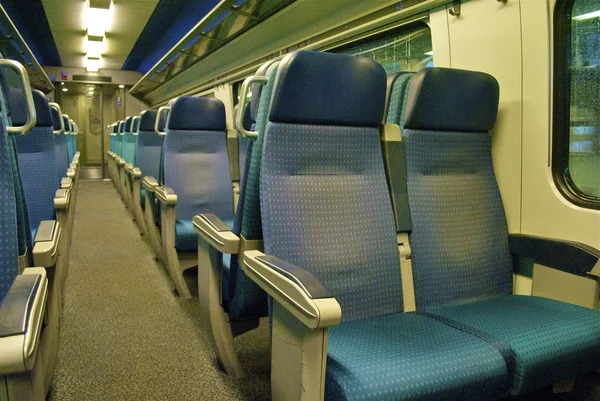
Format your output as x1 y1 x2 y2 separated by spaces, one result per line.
326 313 508 401
428 295 600 395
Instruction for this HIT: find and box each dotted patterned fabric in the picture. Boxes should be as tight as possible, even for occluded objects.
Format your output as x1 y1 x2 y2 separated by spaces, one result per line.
404 130 513 309
261 123 403 322
15 126 61 239
429 295 600 395
115 134 123 158
386 73 413 125
326 313 508 401
54 132 70 176
225 62 280 320
8 135 32 258
122 130 137 165
135 130 163 179
67 134 76 162
162 129 234 251
0 99 18 303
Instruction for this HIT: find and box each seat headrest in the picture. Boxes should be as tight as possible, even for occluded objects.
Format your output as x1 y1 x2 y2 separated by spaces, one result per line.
112 123 118 133
269 51 386 126
118 120 125 134
10 89 52 127
241 102 253 131
62 115 72 133
132 117 140 133
404 67 499 133
167 96 225 131
124 116 133 132
8 88 27 126
139 109 157 131
33 90 53 127
50 106 61 130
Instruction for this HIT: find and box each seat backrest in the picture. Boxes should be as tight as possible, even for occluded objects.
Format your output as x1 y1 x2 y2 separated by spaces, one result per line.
261 51 402 322
236 102 254 182
51 106 69 176
116 120 124 157
0 80 19 303
14 89 60 237
62 115 74 162
162 96 233 221
385 72 414 126
136 109 163 178
225 60 278 318
403 67 513 310
122 116 135 164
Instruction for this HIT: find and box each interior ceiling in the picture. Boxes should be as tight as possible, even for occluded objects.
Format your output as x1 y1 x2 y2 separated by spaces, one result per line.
41 0 160 70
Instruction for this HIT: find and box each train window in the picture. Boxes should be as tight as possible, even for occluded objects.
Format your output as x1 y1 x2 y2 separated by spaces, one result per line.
553 0 600 207
335 22 432 74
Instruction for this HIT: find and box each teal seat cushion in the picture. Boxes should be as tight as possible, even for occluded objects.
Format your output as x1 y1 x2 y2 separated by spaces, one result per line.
428 295 600 395
175 218 233 252
325 313 509 401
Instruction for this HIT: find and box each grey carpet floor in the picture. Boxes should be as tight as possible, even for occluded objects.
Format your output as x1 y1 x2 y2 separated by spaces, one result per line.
49 180 271 401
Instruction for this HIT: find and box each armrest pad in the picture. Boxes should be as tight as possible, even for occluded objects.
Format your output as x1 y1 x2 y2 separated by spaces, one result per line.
60 177 73 189
118 158 126 166
70 161 77 169
124 163 134 174
54 189 70 209
155 186 177 205
0 269 47 374
193 214 239 254
243 250 341 329
33 221 61 268
132 167 142 178
66 168 76 178
509 234 600 278
142 176 159 192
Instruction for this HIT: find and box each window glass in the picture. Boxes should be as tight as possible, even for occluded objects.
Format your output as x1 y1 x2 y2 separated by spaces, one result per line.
337 23 432 74
568 0 600 198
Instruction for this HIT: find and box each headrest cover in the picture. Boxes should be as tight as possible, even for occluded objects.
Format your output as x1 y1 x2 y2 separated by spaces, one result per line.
62 115 72 133
8 88 27 126
118 121 124 134
404 67 499 133
124 116 133 132
242 102 253 131
139 110 157 131
32 90 52 127
269 51 386 126
50 107 61 130
167 96 226 131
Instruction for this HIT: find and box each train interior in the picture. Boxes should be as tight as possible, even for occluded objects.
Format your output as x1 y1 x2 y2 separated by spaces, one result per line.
0 0 599 400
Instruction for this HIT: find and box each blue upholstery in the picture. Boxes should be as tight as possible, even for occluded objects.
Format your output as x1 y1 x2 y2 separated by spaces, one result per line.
161 96 234 252
136 111 163 179
8 134 32 259
51 107 69 176
259 52 510 400
402 67 600 395
122 116 136 165
14 90 60 240
115 121 124 157
166 96 226 131
326 313 508 401
385 72 414 126
429 296 600 395
0 89 18 304
269 51 386 127
237 102 254 181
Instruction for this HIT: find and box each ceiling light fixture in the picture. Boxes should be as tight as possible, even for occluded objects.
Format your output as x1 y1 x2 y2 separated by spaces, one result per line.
60 82 65 86
86 56 102 72
62 88 68 92
86 1 113 37
118 84 125 88
85 35 105 58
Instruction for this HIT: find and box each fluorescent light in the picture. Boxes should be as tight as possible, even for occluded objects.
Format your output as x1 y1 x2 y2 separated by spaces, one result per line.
60 82 65 86
86 1 113 37
88 90 95 95
573 10 600 20
425 50 434 56
86 56 102 72
118 84 125 88
62 88 68 92
85 36 105 57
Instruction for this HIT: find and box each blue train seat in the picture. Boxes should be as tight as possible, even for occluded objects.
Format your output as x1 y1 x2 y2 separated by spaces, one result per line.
193 59 277 378
237 102 254 186
241 50 512 401
401 67 600 396
50 106 70 177
156 96 234 298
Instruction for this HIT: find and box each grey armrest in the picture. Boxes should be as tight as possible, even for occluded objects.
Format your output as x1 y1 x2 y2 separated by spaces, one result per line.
32 220 61 268
117 158 126 166
54 188 71 209
131 167 142 178
66 168 76 178
0 268 48 374
243 250 341 329
124 163 134 174
60 177 73 189
155 186 177 205
193 214 239 254
509 234 600 278
142 176 159 193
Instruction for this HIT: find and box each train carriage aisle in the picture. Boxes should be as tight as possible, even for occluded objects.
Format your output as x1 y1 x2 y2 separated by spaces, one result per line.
48 180 270 401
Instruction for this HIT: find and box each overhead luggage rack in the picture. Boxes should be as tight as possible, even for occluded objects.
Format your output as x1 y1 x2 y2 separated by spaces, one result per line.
0 4 54 94
130 0 296 99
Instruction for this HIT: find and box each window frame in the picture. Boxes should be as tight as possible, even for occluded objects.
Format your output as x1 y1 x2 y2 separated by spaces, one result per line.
552 0 600 210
